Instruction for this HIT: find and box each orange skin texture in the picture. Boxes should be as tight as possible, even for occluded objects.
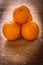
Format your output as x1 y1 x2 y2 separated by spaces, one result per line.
22 21 39 41
2 22 20 41
13 5 32 24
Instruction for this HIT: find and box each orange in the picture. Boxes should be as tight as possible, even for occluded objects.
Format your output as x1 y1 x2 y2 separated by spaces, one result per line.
2 21 20 41
13 5 32 24
22 21 39 40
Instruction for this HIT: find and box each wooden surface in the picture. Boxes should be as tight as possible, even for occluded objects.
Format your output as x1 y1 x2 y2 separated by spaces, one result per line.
0 39 43 65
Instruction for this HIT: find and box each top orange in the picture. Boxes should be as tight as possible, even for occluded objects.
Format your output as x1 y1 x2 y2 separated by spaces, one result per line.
13 5 32 24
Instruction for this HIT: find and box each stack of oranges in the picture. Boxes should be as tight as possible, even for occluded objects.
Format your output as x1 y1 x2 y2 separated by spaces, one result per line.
2 5 39 41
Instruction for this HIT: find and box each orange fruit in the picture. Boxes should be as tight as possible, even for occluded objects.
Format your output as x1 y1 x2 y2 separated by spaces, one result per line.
13 5 32 24
22 21 39 40
2 21 20 41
